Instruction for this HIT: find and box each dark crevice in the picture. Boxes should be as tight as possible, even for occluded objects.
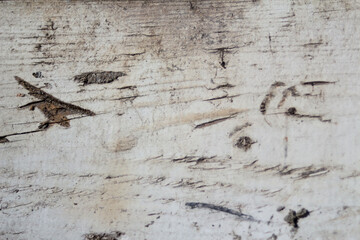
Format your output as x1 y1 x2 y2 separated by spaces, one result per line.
301 81 335 86
194 114 237 129
286 107 331 123
185 202 257 222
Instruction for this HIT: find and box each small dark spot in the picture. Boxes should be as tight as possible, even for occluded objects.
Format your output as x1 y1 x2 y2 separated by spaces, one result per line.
287 107 297 115
220 60 226 69
34 44 42 51
277 206 285 212
284 210 298 227
235 136 254 151
32 72 43 78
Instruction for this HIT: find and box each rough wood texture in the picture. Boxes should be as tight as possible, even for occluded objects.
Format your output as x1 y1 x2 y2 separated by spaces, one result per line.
0 1 359 239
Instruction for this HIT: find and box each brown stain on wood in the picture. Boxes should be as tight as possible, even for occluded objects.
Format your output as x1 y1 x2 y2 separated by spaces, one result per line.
74 71 126 85
15 76 95 129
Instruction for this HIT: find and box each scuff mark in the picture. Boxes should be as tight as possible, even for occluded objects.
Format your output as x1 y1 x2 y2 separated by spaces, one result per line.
286 107 331 123
74 71 126 85
185 202 257 222
278 86 299 108
84 231 124 240
15 76 95 129
260 82 285 114
229 122 252 137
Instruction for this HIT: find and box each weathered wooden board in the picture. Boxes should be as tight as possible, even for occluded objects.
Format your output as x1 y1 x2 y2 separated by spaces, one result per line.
0 0 359 239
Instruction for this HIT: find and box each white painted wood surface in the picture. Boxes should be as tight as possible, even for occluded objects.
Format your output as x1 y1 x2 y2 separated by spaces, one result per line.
0 1 359 239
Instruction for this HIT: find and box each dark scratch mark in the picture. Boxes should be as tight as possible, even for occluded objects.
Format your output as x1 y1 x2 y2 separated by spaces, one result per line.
302 41 323 48
120 52 145 56
301 81 335 86
117 86 137 90
256 164 281 173
172 156 215 164
185 202 257 222
297 167 328 179
74 71 126 85
84 231 124 240
268 33 273 52
32 61 54 65
14 76 94 129
277 165 307 176
243 160 258 168
145 221 155 228
208 83 235 90
0 129 44 143
194 114 237 129
126 34 159 37
204 94 241 101
204 95 228 101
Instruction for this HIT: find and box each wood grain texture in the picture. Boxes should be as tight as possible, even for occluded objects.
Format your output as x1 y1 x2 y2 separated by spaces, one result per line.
0 1 359 239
